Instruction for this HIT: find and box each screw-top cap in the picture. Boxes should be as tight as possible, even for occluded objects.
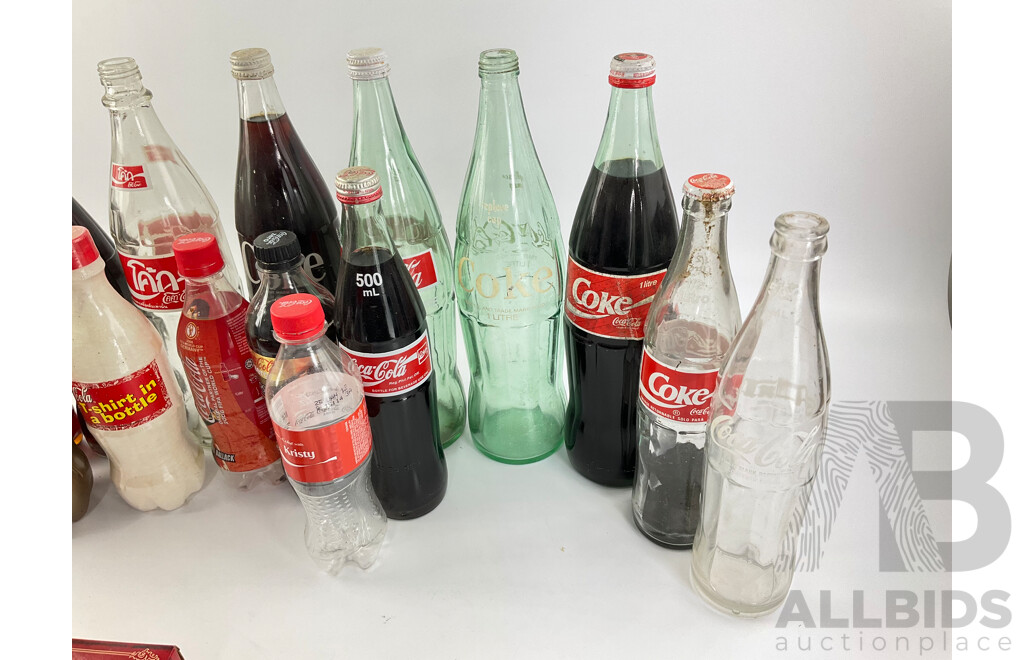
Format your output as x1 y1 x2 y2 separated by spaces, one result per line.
71 226 101 270
254 230 302 268
336 166 383 205
478 49 519 75
609 52 656 88
683 173 735 202
347 47 390 81
172 233 224 278
271 293 326 342
230 48 274 80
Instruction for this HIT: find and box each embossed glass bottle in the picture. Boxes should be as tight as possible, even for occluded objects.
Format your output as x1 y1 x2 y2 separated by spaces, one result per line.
690 212 831 618
454 49 566 463
347 47 466 447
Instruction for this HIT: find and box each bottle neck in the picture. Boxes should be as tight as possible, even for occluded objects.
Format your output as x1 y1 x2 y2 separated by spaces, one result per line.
677 198 733 281
237 76 287 121
351 77 404 152
107 99 173 159
256 260 309 290
474 72 532 154
182 268 243 318
276 327 328 346
593 86 664 171
340 199 396 256
755 238 824 320
72 260 108 286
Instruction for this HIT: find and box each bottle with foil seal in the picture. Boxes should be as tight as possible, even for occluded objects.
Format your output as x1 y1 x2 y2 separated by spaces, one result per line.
347 47 466 447
231 47 341 295
266 293 387 573
454 49 567 463
631 174 742 548
71 226 205 512
691 212 832 618
99 56 241 448
563 53 679 486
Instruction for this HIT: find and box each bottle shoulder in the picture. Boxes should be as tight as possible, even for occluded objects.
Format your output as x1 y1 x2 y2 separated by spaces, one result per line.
72 282 163 382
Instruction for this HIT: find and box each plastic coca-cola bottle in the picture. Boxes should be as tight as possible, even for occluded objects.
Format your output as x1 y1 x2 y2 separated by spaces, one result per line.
99 56 242 449
265 294 386 573
564 53 679 486
231 48 342 295
333 167 447 520
172 233 284 489
347 47 466 448
690 212 831 618
632 174 742 548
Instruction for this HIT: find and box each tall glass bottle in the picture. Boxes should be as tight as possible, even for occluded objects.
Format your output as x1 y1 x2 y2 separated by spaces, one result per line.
347 47 466 448
632 174 742 548
99 56 242 448
690 212 831 618
232 48 341 295
454 49 566 464
564 53 679 486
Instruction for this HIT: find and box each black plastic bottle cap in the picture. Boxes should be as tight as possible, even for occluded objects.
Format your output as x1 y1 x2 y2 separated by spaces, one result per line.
254 230 302 267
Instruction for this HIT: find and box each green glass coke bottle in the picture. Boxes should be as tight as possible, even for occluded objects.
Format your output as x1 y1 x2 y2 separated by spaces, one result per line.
347 47 466 448
454 49 567 464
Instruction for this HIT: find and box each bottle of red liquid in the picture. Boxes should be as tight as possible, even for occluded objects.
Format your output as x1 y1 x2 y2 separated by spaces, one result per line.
333 167 447 520
231 48 342 295
563 53 679 486
173 232 285 489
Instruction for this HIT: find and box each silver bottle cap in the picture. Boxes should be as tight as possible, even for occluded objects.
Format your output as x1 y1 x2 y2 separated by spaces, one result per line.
230 48 274 80
683 173 735 202
336 167 383 205
347 47 391 81
609 52 656 88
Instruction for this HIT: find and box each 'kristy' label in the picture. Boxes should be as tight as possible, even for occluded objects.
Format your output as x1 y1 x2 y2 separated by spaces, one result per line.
111 164 148 190
402 248 438 290
117 253 186 311
638 347 719 425
564 257 666 340
273 400 372 483
72 359 172 431
340 331 432 397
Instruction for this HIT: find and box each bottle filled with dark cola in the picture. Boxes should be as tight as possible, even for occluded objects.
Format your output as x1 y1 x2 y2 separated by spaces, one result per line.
231 48 341 295
564 53 679 486
245 230 337 386
333 166 446 520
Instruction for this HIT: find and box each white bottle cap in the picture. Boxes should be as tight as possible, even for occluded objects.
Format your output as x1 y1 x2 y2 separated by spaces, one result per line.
230 48 274 80
347 47 391 81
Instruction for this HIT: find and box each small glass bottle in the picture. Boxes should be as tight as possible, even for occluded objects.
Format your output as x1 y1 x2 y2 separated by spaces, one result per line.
173 233 285 489
690 212 831 618
454 49 567 463
245 230 336 387
632 174 742 548
266 293 386 573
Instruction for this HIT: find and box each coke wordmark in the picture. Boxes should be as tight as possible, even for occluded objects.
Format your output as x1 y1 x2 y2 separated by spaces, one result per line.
402 248 439 290
637 347 718 425
117 253 186 311
341 331 433 397
110 164 148 190
564 257 666 340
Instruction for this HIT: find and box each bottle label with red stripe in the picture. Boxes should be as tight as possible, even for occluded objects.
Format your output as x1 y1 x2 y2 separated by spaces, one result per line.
340 331 432 397
638 347 719 425
117 252 186 311
111 164 148 189
563 256 666 340
72 359 172 431
402 248 439 290
273 399 372 484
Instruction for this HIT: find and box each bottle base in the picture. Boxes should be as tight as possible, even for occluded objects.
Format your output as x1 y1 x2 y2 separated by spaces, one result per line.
631 509 693 549
470 407 564 465
566 456 634 487
689 562 787 619
382 486 447 520
473 436 562 465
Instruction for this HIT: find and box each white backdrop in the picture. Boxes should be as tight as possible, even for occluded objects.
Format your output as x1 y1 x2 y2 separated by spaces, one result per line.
71 1 955 657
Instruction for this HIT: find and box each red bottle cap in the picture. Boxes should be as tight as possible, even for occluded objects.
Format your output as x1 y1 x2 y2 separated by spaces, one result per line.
335 166 383 205
609 52 656 89
271 293 326 342
172 232 224 278
71 226 101 270
683 173 735 202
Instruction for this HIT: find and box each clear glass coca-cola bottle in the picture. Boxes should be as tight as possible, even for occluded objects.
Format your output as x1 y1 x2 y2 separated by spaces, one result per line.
690 212 831 618
632 174 742 548
347 47 466 448
99 56 242 448
231 48 342 295
454 49 567 464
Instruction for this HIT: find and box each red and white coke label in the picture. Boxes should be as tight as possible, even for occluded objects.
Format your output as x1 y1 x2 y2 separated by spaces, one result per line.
564 257 666 340
402 248 439 290
117 252 187 311
273 399 373 483
638 347 719 424
72 359 172 432
341 331 433 397
110 164 148 190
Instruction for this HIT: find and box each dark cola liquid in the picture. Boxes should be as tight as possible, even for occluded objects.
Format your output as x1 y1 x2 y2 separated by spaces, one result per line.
335 246 447 519
235 113 341 295
565 159 679 486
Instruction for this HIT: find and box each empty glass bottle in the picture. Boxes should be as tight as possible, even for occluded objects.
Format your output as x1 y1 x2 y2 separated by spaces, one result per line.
454 49 566 463
690 212 831 618
347 47 466 447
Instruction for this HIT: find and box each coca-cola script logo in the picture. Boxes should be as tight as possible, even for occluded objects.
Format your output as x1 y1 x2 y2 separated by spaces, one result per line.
402 248 439 290
563 257 666 340
710 413 826 475
111 164 148 189
637 347 719 428
340 331 433 397
117 253 186 311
